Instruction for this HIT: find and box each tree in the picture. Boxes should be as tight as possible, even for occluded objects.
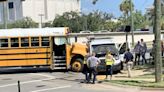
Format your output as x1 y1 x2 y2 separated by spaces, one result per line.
154 0 162 83
52 11 83 32
145 2 164 30
0 17 38 29
52 11 117 32
131 11 148 29
120 0 134 25
118 11 149 30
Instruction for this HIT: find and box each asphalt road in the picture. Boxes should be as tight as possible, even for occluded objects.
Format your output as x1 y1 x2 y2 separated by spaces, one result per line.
0 69 162 92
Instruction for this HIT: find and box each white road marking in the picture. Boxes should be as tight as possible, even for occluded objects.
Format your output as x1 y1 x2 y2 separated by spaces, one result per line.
31 85 71 92
0 78 55 88
30 73 55 79
0 73 56 88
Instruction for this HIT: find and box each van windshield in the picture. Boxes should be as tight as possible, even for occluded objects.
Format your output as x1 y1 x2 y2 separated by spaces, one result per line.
92 44 119 56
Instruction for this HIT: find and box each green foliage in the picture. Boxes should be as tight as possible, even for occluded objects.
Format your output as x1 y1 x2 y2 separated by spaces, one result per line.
52 11 83 32
132 11 149 29
119 11 149 30
52 11 117 32
120 0 134 17
43 21 53 27
0 17 38 29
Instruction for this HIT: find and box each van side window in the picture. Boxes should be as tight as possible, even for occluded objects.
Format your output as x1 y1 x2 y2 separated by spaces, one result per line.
119 42 126 54
31 37 39 47
21 38 29 47
42 37 49 46
0 38 8 48
11 38 19 47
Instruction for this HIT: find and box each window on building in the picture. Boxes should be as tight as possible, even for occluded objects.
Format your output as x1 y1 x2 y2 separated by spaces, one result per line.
8 2 14 9
8 2 15 21
11 38 19 47
21 38 29 47
41 37 49 46
0 38 8 48
31 37 39 47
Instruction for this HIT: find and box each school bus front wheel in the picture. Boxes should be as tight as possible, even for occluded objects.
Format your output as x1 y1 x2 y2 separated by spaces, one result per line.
71 59 84 72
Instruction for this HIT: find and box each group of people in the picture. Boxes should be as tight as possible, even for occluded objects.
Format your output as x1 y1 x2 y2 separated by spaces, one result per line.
83 51 114 84
133 39 147 65
82 39 148 84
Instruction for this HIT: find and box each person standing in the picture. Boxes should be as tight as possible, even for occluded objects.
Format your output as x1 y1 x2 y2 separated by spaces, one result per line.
124 48 134 78
87 52 100 84
140 39 147 64
133 41 141 65
82 53 90 83
105 51 114 80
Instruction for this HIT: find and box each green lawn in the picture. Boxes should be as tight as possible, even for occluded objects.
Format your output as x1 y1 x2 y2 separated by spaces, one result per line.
105 73 164 88
107 80 164 88
105 63 164 88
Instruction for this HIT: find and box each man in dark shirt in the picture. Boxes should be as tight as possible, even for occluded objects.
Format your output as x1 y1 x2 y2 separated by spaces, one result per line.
124 48 134 78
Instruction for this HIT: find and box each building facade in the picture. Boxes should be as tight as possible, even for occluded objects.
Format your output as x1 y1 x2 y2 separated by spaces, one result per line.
0 0 80 25
0 0 23 24
22 0 80 23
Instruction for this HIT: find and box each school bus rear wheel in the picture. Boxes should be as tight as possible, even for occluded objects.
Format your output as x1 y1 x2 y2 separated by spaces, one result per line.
71 59 83 72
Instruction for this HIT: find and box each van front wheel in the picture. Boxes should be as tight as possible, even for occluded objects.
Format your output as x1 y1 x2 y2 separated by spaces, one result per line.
71 59 84 72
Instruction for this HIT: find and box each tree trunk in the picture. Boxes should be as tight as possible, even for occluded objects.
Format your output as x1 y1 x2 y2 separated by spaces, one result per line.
154 0 162 83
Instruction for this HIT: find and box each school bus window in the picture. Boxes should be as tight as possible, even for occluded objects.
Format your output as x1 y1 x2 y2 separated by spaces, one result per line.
0 38 8 47
31 37 39 47
41 37 49 46
21 38 29 47
11 38 19 47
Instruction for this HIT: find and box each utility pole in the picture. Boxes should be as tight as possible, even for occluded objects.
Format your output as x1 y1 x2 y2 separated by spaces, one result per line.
38 14 44 28
130 0 134 46
154 0 162 83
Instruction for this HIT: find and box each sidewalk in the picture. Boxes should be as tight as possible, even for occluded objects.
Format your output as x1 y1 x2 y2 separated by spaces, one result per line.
97 69 153 81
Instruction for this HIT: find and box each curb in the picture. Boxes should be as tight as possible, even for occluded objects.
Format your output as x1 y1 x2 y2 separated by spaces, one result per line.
140 87 164 91
102 81 164 91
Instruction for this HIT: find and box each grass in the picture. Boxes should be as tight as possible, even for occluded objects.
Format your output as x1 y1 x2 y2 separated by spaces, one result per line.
104 63 164 88
134 73 155 79
107 80 164 88
105 73 164 88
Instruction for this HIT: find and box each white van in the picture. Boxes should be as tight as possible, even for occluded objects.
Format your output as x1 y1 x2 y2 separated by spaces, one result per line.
88 37 123 72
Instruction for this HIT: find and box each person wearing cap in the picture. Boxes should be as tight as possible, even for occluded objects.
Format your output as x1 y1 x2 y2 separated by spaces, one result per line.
105 51 114 80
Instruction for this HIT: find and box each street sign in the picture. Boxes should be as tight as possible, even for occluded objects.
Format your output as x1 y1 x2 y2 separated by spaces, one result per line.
124 25 131 32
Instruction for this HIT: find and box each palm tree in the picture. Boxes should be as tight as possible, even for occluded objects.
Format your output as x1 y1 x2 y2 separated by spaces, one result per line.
145 2 164 30
119 0 134 24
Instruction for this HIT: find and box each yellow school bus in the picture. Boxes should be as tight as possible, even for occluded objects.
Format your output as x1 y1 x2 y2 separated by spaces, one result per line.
0 27 87 72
